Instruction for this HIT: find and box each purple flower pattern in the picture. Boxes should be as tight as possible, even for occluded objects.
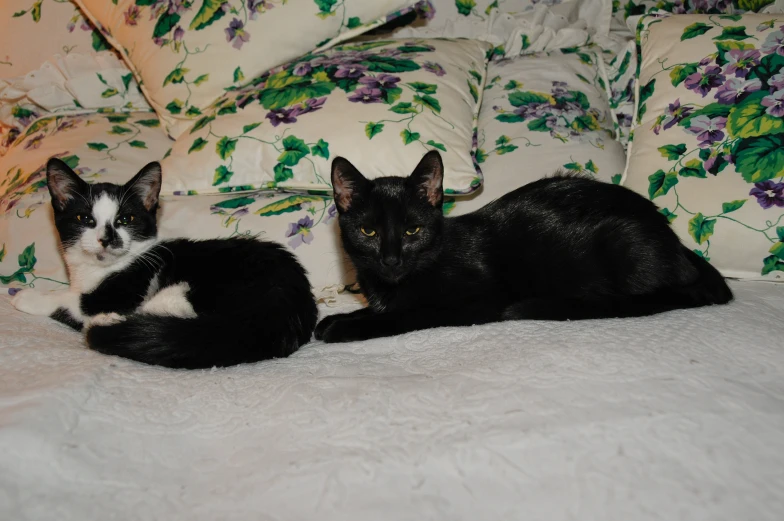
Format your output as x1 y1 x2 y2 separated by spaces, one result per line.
684 66 725 97
348 87 383 104
724 49 760 78
225 19 250 50
714 77 762 104
286 216 315 249
749 181 784 209
687 115 727 147
761 90 784 117
423 62 446 76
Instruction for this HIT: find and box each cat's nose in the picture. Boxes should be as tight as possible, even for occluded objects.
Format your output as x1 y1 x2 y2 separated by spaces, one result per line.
381 256 402 268
98 237 111 248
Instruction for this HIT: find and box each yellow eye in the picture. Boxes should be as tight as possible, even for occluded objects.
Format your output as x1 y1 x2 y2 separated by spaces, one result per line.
76 214 94 224
76 215 81 222
115 215 135 226
405 227 421 236
360 227 376 237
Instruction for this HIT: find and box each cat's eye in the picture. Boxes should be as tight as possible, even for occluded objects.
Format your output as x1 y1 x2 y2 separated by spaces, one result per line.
76 214 95 225
360 227 377 237
115 215 135 226
405 227 421 236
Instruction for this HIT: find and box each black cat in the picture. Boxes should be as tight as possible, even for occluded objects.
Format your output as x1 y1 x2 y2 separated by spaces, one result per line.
12 158 317 369
315 151 733 343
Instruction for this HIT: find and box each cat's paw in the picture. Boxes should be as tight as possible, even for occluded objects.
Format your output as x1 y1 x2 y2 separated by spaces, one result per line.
86 312 125 329
314 314 343 340
11 289 56 316
320 319 373 344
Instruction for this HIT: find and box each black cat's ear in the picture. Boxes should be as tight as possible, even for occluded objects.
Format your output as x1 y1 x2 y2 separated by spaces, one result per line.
408 150 443 207
332 157 369 213
124 161 162 211
46 158 88 211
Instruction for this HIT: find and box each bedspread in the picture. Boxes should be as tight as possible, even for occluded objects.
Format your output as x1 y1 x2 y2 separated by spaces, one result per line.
1 281 783 520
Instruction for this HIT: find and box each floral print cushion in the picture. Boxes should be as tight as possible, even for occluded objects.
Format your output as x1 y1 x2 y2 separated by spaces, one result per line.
0 1 114 78
161 38 490 196
617 0 777 21
73 0 421 138
623 13 784 281
454 49 627 215
0 112 172 217
0 111 175 291
0 1 147 154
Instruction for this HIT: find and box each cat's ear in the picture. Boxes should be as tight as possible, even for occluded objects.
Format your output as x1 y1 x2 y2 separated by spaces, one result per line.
408 150 443 208
332 157 369 213
124 161 162 211
47 158 88 211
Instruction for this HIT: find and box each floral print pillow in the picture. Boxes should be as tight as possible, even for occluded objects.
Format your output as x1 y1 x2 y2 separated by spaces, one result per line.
455 49 627 214
624 13 784 281
73 0 421 138
617 0 778 25
0 1 114 78
0 1 146 154
161 38 490 196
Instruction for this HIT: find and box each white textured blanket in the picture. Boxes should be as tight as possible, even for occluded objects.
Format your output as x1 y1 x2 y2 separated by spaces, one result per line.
1 282 783 520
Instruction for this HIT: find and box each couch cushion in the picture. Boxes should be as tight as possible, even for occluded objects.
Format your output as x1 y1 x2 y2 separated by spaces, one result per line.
161 38 490 197
623 12 784 281
74 0 421 137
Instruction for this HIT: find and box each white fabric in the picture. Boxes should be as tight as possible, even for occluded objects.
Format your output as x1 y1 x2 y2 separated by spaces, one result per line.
1 281 783 519
394 2 607 56
0 52 149 128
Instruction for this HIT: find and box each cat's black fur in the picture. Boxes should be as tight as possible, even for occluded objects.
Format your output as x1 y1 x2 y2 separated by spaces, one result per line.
315 151 733 343
25 158 317 369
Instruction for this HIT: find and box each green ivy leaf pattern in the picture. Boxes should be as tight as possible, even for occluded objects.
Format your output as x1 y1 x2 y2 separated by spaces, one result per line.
189 137 209 153
365 122 384 139
734 135 784 183
216 136 238 160
455 0 477 16
679 158 707 178
401 129 421 145
190 0 228 31
278 136 310 166
427 140 446 152
255 195 325 216
648 170 679 199
660 208 677 223
658 144 688 160
310 139 330 160
712 26 750 41
681 22 713 41
136 119 161 127
688 213 716 245
721 200 747 213
213 165 234 185
274 163 294 183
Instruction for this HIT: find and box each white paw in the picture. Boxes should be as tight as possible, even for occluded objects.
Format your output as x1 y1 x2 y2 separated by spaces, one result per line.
11 289 56 316
87 312 126 328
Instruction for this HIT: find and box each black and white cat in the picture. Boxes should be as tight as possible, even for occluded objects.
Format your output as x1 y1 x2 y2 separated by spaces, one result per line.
12 158 318 369
315 151 733 343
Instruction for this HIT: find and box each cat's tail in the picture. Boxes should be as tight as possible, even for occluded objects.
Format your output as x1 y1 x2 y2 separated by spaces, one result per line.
85 295 317 370
503 247 733 321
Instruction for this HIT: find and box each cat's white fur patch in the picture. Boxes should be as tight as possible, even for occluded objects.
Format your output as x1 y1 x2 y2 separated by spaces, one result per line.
11 289 82 319
65 238 157 294
140 282 196 318
92 194 118 228
87 312 125 328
